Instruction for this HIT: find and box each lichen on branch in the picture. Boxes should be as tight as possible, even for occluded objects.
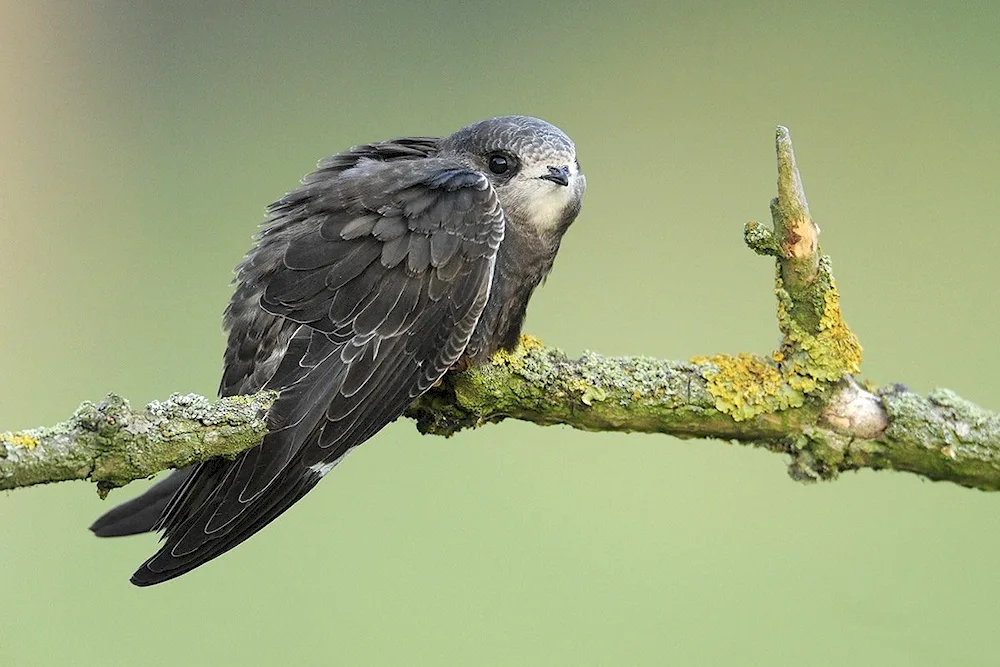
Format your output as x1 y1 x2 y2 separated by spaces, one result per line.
1 392 274 495
698 126 861 422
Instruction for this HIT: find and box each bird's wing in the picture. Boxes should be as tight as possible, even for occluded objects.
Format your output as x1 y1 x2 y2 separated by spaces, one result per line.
89 139 445 540
131 157 504 586
219 136 442 398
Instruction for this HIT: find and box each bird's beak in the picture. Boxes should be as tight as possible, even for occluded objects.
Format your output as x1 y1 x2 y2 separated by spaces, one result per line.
539 165 571 187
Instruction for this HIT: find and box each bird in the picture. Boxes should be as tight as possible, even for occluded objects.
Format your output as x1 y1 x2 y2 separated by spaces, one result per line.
90 115 586 586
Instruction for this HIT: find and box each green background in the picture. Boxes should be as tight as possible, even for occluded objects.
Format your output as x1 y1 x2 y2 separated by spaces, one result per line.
3 1 999 665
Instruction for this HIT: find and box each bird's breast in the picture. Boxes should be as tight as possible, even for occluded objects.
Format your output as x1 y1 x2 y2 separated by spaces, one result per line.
460 223 561 364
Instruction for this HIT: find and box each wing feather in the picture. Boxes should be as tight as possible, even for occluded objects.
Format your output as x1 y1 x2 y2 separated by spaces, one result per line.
322 239 383 291
130 154 504 586
379 234 410 268
429 230 461 267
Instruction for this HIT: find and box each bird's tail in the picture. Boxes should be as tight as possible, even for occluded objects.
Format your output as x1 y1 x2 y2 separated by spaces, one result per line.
89 468 194 537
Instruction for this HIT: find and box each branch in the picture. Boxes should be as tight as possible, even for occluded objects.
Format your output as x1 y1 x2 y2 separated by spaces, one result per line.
4 128 999 494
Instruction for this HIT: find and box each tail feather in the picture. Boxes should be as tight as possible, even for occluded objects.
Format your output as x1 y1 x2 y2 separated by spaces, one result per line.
89 468 194 537
129 465 320 586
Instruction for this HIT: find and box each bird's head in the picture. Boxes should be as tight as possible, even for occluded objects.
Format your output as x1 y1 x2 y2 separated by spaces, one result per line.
440 115 586 237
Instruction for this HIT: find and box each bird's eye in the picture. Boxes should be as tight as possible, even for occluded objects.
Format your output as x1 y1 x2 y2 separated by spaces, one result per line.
487 153 514 175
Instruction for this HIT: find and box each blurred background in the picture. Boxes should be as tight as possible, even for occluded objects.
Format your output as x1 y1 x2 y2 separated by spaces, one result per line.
2 1 999 664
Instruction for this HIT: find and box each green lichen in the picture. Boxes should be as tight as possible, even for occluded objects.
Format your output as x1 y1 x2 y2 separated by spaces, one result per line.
579 384 608 406
743 220 781 256
493 338 606 407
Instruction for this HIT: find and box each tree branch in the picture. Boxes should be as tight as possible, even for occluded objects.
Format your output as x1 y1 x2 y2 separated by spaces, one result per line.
4 128 998 495
1 393 275 496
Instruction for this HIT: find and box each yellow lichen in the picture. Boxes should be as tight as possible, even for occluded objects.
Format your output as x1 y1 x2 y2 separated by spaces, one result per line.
226 393 260 404
490 334 544 369
815 285 863 373
1 432 39 449
692 353 805 421
779 279 862 382
693 279 862 421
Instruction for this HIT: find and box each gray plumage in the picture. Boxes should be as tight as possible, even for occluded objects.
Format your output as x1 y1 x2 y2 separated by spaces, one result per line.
90 115 586 586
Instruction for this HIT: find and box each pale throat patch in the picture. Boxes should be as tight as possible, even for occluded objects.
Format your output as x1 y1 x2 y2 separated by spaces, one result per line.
525 184 574 231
